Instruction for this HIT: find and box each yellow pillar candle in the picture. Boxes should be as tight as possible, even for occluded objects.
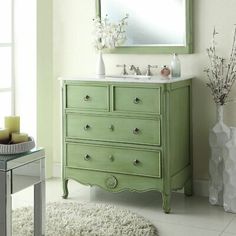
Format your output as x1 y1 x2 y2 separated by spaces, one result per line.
0 128 10 144
11 133 28 144
5 116 20 134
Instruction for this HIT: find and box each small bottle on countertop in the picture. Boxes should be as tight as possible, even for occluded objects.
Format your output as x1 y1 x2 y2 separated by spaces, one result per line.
160 65 171 78
171 53 181 78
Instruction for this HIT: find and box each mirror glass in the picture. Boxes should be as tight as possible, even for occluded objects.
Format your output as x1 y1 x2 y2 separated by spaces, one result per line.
97 0 192 53
100 0 186 46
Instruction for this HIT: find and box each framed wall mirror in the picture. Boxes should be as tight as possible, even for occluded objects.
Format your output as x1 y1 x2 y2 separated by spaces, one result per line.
96 0 193 54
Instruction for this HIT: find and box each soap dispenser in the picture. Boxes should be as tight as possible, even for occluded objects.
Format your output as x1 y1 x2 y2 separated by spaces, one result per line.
171 53 181 78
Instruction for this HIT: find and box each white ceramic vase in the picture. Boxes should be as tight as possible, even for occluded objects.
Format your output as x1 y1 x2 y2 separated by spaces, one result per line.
223 127 236 213
209 105 230 206
96 50 105 78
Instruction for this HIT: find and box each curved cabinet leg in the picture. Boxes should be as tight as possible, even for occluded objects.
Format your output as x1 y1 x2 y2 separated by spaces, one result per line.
162 193 171 214
184 179 193 196
62 179 69 199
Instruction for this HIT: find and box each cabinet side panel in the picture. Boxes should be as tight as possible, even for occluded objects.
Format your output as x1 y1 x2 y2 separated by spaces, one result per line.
170 84 191 176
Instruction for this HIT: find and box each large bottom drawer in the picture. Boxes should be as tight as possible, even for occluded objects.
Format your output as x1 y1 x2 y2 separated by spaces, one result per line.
65 142 161 178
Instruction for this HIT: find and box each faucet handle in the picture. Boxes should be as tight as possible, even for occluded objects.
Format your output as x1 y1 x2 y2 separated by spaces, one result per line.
146 65 158 76
136 66 142 75
129 65 142 75
116 64 128 75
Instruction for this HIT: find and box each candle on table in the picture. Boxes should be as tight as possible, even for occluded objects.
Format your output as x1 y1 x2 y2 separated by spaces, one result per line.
5 116 20 134
11 133 28 144
0 129 10 144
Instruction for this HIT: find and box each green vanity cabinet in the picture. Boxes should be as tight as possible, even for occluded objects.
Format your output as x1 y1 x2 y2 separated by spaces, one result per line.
61 77 192 213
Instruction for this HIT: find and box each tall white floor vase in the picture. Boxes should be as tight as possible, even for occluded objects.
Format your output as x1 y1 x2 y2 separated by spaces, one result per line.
223 127 236 213
209 105 230 205
96 50 105 78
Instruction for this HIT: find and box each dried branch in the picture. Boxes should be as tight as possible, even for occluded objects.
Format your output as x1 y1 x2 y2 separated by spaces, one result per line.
204 26 236 105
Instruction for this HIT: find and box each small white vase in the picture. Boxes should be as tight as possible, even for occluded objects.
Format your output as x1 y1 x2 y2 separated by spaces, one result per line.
209 105 230 206
96 50 105 78
223 127 236 213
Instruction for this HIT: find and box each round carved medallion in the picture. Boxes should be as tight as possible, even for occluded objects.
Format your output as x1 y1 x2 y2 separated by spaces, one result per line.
105 175 118 189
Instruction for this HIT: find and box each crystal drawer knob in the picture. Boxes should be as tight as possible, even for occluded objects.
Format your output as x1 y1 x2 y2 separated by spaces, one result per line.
133 159 140 166
84 95 90 101
133 97 140 104
84 124 90 130
84 154 91 161
133 128 140 134
109 155 114 162
109 125 114 131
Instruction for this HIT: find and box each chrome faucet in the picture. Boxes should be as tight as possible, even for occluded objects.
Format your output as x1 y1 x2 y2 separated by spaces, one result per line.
146 65 158 76
129 65 142 75
116 64 128 75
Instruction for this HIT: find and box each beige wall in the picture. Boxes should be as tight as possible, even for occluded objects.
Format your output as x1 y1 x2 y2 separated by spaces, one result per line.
37 0 53 177
52 0 236 181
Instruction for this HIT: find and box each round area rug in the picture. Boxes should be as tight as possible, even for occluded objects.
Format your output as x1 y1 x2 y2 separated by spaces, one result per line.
12 202 158 236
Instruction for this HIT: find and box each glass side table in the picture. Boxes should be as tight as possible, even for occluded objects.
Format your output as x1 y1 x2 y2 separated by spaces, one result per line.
0 148 45 236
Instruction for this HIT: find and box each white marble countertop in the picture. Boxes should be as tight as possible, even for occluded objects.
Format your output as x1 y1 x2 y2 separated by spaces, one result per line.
59 75 193 84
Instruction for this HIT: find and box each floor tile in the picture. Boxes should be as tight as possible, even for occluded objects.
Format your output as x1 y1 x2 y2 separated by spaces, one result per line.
224 217 236 234
50 179 234 232
221 233 236 236
11 178 236 236
137 193 235 232
156 221 221 236
89 186 159 208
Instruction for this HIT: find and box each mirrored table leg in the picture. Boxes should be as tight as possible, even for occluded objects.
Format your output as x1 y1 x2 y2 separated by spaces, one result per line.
0 171 12 236
34 159 45 236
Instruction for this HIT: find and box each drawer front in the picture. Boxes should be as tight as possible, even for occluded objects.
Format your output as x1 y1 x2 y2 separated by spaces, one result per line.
66 114 161 145
113 86 161 114
65 84 108 111
66 143 161 178
12 160 42 194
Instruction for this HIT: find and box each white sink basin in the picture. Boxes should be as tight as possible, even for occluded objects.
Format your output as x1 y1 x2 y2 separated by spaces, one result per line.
106 75 151 79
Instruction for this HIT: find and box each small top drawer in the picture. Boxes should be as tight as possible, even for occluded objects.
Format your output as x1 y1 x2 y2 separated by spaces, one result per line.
65 84 108 111
112 86 161 114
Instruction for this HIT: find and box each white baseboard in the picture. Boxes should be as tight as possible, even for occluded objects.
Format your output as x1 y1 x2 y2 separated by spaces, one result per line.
52 163 209 197
193 180 209 197
53 162 61 178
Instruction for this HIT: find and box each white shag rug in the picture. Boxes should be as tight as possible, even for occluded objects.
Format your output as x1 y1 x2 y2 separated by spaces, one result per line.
12 202 158 236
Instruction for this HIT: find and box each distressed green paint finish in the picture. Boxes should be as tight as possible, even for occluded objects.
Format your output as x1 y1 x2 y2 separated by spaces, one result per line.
162 83 172 213
65 167 163 192
169 79 193 197
184 179 193 196
66 142 161 178
95 0 193 54
170 85 190 176
66 84 109 111
112 86 161 115
62 79 192 213
171 165 191 190
162 193 171 214
66 113 161 146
